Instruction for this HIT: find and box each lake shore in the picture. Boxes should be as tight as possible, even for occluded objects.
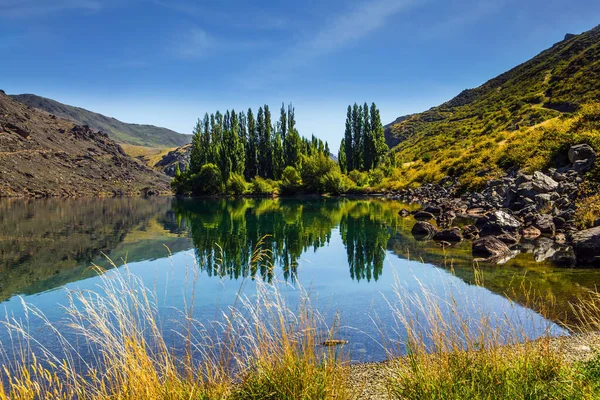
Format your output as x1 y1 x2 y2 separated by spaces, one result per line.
349 331 600 399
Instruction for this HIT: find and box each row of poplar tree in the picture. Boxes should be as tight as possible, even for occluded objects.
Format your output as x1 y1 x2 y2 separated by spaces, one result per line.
188 103 331 182
338 103 389 173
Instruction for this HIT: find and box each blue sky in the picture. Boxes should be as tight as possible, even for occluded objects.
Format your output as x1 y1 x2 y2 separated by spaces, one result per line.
1 0 600 145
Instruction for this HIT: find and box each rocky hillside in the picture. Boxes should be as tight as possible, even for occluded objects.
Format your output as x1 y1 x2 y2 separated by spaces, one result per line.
154 144 191 176
0 91 170 197
385 24 600 189
10 93 191 148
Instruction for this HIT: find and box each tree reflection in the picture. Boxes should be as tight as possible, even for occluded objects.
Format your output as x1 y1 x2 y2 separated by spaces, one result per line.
173 198 395 282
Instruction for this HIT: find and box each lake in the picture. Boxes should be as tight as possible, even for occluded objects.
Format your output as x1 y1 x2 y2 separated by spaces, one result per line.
1 197 598 363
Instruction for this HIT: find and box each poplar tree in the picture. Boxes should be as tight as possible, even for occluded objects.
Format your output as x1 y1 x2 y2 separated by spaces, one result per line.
245 108 258 180
344 106 353 173
263 105 273 179
338 139 347 173
362 102 374 170
370 102 387 168
352 103 363 171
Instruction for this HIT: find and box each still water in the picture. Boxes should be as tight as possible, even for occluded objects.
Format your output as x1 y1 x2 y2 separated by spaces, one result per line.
0 197 598 362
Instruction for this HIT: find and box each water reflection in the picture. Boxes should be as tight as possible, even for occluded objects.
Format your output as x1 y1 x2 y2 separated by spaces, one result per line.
173 198 397 282
1 197 599 328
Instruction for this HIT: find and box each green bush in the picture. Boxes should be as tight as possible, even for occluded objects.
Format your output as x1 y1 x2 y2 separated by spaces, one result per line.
280 166 302 195
301 153 338 193
348 170 369 187
368 169 385 186
321 171 350 195
250 177 276 195
170 173 190 195
227 173 247 196
190 164 224 195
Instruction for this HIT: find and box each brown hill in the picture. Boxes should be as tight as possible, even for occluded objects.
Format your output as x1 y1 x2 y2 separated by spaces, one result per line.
0 90 170 197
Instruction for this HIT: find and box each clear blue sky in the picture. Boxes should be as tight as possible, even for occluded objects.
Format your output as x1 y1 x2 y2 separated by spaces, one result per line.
2 0 600 145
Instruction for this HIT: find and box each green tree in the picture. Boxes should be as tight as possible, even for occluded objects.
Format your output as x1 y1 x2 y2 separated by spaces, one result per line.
235 111 246 175
352 103 363 171
246 108 258 180
338 139 347 174
344 105 354 173
273 131 284 180
370 102 388 168
190 163 223 195
263 105 274 178
362 102 374 170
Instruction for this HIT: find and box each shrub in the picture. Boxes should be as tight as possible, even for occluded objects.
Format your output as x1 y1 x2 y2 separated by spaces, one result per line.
280 166 302 195
321 171 350 195
368 169 385 186
250 177 276 196
301 153 338 193
190 163 223 195
348 170 369 187
227 173 247 196
170 173 190 195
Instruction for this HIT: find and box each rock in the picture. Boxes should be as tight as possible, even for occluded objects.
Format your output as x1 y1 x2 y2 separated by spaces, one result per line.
521 226 542 239
517 182 537 200
399 209 411 217
531 171 558 193
411 221 438 237
433 228 463 242
496 233 520 246
533 214 556 236
568 144 596 164
414 211 436 221
535 193 555 210
533 237 560 262
463 225 480 240
552 248 576 267
473 236 512 259
573 159 595 173
476 210 522 236
423 205 442 215
571 226 600 266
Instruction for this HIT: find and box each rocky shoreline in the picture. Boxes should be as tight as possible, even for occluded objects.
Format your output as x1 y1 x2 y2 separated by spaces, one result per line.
388 144 599 267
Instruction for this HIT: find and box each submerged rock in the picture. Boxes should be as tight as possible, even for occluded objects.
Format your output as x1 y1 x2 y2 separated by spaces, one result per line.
414 211 436 221
433 228 463 242
411 221 438 238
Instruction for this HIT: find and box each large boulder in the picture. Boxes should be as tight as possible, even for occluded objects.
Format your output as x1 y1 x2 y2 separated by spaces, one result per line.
569 144 597 173
411 221 438 237
571 226 600 266
472 236 512 259
476 210 522 236
569 144 596 164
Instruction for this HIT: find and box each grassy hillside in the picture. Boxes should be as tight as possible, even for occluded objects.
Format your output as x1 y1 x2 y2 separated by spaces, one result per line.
10 94 192 148
384 25 600 190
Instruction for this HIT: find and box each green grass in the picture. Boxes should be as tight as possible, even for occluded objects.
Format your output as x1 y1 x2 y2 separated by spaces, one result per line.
383 24 600 192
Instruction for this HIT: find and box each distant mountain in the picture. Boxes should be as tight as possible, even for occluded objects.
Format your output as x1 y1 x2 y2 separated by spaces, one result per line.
10 94 191 148
384 25 600 188
0 90 170 197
